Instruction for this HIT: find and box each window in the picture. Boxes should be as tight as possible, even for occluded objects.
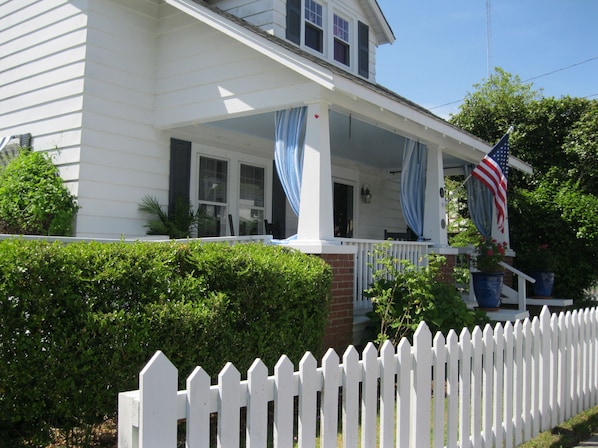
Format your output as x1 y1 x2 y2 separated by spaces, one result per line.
304 0 323 52
239 164 265 235
197 156 228 237
333 14 349 65
334 182 354 237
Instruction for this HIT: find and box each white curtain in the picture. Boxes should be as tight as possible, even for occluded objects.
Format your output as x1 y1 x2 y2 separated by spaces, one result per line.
274 107 307 216
400 139 427 240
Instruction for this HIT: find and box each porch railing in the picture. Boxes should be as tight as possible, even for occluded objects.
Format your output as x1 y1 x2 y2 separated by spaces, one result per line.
338 238 433 311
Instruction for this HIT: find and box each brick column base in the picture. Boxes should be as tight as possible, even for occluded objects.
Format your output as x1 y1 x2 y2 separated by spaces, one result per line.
317 253 354 355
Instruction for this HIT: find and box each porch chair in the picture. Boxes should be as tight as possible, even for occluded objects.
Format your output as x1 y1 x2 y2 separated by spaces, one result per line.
384 229 409 241
228 214 235 236
264 219 281 239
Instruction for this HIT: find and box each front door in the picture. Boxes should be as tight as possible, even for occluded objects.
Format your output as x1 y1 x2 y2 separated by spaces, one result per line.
334 182 354 237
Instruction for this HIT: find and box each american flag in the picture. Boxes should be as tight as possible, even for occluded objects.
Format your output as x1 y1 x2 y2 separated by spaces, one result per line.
472 133 510 232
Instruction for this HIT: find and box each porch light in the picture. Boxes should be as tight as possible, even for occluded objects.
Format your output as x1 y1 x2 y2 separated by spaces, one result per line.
361 184 372 203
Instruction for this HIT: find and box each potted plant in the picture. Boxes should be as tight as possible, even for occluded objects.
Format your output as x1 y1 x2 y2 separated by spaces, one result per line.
471 236 508 310
523 243 556 297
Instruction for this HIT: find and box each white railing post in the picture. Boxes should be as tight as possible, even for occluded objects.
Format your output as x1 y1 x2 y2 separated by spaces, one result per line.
118 391 139 448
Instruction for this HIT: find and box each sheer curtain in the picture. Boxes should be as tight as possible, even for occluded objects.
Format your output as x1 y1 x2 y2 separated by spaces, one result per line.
400 139 427 240
465 164 493 239
274 107 307 216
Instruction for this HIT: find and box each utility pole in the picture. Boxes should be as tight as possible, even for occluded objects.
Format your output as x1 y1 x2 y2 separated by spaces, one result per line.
486 0 493 77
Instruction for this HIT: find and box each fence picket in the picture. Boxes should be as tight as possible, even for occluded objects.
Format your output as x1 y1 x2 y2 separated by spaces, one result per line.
482 325 494 446
139 351 178 448
413 322 432 448
396 338 412 448
503 322 514 448
342 347 359 448
446 331 459 448
247 359 269 448
432 332 447 448
321 350 340 448
513 320 524 446
493 324 505 446
460 328 473 448
119 307 598 448
187 366 211 448
380 341 396 448
471 327 483 447
274 356 294 448
361 343 378 448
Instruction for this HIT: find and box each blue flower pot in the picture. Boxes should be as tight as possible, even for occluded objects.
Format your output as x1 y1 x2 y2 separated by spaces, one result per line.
472 272 504 310
531 271 555 297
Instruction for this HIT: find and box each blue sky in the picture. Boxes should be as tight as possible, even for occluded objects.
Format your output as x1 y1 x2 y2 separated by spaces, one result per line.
375 0 598 118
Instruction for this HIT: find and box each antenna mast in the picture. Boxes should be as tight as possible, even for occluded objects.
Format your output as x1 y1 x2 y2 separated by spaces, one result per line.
486 0 493 77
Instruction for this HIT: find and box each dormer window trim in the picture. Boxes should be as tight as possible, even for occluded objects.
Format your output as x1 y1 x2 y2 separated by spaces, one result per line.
286 0 370 79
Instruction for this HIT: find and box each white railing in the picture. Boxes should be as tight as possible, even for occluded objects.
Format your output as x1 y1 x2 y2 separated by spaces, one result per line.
118 306 598 448
338 238 432 311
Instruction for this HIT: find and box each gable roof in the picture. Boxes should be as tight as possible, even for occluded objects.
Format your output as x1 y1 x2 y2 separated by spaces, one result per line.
165 0 532 174
361 0 395 44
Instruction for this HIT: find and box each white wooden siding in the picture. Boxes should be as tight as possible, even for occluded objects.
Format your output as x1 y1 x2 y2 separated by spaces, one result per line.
73 0 165 238
0 0 87 192
155 4 315 128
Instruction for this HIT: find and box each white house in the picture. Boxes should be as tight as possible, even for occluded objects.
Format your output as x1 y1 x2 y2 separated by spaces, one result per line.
0 0 532 242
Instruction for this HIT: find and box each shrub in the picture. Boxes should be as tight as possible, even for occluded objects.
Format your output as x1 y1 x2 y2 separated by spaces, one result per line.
0 240 331 446
364 243 488 345
0 149 78 235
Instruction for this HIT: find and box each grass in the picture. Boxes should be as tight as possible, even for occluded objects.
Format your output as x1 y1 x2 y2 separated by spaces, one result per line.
518 404 598 448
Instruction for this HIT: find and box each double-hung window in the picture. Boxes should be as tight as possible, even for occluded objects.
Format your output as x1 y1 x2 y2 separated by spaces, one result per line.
304 0 323 53
333 14 350 66
238 163 265 235
197 156 228 237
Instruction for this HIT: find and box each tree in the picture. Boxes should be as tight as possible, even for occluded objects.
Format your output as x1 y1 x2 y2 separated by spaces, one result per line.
450 68 598 302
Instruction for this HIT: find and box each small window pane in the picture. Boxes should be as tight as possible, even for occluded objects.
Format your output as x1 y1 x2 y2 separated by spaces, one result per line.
199 157 227 203
197 204 227 237
240 164 265 207
333 15 349 42
305 0 322 27
305 23 323 52
334 39 350 65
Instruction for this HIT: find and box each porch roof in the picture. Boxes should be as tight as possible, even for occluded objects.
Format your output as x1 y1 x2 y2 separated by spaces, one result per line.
164 0 533 175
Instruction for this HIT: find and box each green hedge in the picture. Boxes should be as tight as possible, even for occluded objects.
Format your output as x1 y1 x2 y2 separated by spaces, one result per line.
0 239 332 445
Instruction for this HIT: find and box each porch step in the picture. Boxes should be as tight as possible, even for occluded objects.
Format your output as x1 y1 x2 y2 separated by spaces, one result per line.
483 308 529 322
500 297 573 307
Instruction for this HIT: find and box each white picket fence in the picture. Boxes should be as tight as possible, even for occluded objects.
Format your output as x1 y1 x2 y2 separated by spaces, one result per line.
118 306 598 448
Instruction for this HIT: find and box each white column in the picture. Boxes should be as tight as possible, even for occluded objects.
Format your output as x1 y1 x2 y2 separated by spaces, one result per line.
423 144 448 246
296 102 335 243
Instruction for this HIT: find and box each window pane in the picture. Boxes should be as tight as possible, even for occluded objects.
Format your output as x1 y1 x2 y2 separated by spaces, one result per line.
199 157 227 203
305 23 323 52
197 204 227 237
305 0 322 26
240 164 264 207
239 207 264 236
334 39 349 65
333 15 349 42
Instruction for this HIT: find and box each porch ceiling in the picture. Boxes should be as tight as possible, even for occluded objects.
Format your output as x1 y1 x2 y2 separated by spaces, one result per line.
204 111 466 172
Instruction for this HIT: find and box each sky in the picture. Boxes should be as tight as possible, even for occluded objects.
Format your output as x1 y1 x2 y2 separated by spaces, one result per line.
375 0 598 119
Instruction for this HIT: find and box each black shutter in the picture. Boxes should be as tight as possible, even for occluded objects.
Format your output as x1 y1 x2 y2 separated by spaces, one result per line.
358 21 369 78
169 138 191 216
286 0 301 45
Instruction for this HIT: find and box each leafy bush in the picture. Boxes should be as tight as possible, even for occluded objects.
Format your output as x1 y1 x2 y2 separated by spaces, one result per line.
364 243 488 345
0 240 331 446
0 149 78 235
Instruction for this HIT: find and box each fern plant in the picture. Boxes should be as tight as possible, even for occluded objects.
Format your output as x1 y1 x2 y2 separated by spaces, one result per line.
138 195 197 239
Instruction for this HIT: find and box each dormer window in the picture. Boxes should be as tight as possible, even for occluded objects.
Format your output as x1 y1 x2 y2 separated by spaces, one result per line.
333 14 349 65
305 0 323 53
286 0 369 78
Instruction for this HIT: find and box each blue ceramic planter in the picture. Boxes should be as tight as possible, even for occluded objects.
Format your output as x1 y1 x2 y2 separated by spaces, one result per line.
472 272 504 310
531 271 555 297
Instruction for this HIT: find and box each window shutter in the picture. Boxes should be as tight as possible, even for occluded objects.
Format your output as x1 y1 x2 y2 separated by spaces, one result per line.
286 0 301 44
169 138 191 216
358 21 369 78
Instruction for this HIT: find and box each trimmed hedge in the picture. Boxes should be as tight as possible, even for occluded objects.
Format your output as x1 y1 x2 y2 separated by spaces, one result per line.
0 239 332 445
